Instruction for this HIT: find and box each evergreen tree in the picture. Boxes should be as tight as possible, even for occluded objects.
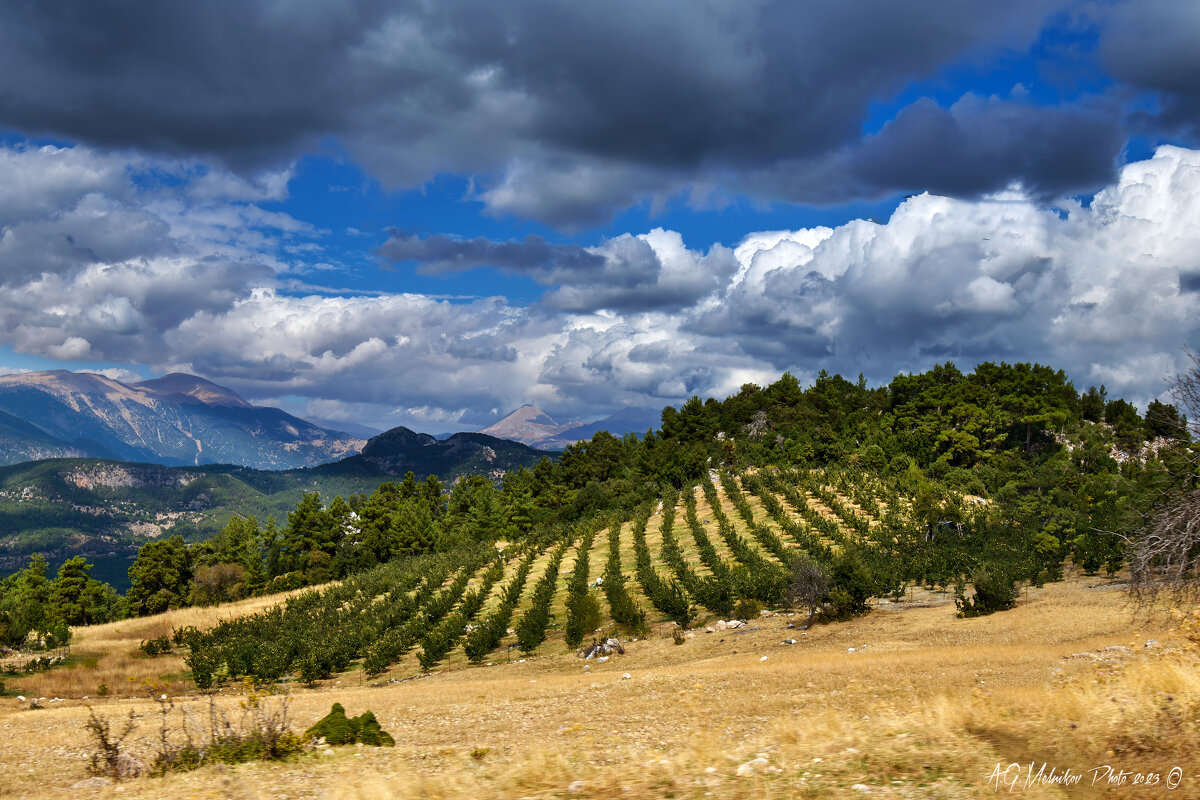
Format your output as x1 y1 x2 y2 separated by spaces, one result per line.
127 535 194 616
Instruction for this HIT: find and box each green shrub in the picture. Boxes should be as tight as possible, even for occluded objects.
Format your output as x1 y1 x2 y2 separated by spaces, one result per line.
139 636 172 657
733 597 761 621
956 566 1018 617
304 703 395 747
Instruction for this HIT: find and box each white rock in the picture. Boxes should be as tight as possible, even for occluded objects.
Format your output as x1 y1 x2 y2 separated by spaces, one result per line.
705 625 716 633
568 780 587 793
621 672 632 680
760 656 768 662
737 757 770 776
848 647 856 653
597 656 609 662
715 620 729 631
16 696 25 702
851 784 872 792
583 665 591 672
1145 639 1159 648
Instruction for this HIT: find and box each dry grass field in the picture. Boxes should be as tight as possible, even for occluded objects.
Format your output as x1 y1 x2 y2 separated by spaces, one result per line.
3 572 1197 799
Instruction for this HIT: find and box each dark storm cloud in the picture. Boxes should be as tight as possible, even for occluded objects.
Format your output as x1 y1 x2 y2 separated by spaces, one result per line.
1099 1 1200 141
378 232 604 274
379 229 738 312
839 95 1123 202
0 0 1131 224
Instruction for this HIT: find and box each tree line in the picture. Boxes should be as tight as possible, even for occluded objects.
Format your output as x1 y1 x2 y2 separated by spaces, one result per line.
2 358 1193 649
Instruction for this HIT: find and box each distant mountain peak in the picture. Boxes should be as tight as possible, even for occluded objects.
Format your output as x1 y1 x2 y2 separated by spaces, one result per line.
478 404 662 449
136 372 252 408
478 404 579 448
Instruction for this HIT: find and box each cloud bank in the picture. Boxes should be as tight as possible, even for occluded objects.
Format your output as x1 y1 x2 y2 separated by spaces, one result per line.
2 142 1199 428
4 0 1192 226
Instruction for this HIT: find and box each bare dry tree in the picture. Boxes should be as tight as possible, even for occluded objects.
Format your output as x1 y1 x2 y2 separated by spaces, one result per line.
1127 490 1200 608
1127 349 1200 609
787 559 830 629
1168 348 1200 441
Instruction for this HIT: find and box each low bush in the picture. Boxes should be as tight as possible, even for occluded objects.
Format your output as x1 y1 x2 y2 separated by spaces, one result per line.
139 636 172 657
304 703 395 746
956 565 1018 617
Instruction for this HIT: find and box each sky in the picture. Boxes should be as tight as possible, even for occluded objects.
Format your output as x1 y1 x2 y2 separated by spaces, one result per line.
1 1 1199 433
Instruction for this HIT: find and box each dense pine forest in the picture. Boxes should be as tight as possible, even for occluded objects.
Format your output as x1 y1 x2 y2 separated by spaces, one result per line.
2 361 1193 683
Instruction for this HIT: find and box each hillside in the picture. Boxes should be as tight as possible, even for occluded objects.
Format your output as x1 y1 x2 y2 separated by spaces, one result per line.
0 426 554 587
0 370 364 469
1 478 1190 798
331 426 554 481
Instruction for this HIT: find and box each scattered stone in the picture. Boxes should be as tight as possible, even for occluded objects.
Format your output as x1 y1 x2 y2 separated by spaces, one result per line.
760 655 768 662
568 780 587 794
737 757 770 776
727 620 746 629
848 647 856 653
1145 639 1159 649
715 620 729 632
116 752 147 779
705 625 716 633
597 656 609 663
781 639 796 645
580 638 626 659
621 672 632 680
583 665 591 672
851 784 872 792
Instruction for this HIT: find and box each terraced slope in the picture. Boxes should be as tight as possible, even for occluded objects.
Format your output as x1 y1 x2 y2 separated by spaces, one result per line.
168 468 910 687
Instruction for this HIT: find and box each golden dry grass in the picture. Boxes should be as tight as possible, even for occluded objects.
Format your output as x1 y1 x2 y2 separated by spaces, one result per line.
3 574 1197 799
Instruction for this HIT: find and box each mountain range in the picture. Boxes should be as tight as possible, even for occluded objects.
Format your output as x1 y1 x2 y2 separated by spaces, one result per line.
0 369 662 473
478 404 661 449
0 370 364 470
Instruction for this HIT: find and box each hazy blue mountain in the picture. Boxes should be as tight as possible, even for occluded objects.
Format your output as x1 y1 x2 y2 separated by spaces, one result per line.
558 406 662 442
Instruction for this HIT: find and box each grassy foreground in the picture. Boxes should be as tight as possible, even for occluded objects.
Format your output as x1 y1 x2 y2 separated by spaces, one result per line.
2 573 1197 799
